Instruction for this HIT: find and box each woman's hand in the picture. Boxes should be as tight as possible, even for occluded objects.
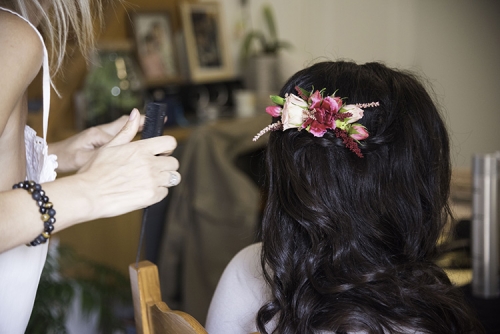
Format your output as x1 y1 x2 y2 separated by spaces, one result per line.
73 109 180 219
48 111 144 173
0 109 179 251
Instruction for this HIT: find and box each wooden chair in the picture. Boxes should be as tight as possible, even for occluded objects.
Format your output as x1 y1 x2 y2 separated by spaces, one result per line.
129 260 208 334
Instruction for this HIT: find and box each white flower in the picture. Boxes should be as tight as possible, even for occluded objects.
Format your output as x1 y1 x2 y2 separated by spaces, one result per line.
282 94 308 130
342 104 364 123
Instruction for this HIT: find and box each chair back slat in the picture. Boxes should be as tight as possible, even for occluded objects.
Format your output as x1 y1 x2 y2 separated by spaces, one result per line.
130 260 208 334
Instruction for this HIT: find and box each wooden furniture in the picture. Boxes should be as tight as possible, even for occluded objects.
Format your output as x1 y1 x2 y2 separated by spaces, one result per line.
130 260 208 334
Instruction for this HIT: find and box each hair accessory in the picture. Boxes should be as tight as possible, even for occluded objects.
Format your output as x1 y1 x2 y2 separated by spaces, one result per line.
12 180 56 247
253 86 379 158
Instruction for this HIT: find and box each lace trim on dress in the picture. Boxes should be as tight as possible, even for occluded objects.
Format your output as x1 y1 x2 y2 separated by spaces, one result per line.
25 126 58 183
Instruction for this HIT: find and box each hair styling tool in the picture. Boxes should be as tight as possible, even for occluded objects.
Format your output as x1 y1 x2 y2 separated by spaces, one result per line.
135 102 168 268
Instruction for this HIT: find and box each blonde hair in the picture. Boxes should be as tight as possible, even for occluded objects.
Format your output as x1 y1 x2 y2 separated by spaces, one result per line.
1 0 103 77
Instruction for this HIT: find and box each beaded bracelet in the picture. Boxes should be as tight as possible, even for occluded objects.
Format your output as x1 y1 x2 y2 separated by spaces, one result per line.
12 180 56 247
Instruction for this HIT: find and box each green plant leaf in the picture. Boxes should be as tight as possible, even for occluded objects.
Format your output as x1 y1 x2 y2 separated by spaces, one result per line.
262 5 277 42
241 30 268 59
270 95 285 105
240 3 293 59
28 243 131 333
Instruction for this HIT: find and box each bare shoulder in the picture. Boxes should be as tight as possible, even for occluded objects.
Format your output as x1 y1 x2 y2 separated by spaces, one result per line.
0 10 44 85
0 10 44 134
225 242 263 282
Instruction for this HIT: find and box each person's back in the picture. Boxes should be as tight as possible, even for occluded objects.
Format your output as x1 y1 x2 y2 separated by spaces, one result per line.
207 61 484 334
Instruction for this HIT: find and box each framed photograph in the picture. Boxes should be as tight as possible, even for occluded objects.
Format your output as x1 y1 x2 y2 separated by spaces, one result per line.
133 12 179 83
180 2 234 83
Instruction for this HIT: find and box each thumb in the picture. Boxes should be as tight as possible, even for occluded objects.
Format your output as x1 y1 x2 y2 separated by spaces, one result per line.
88 129 113 149
105 109 140 147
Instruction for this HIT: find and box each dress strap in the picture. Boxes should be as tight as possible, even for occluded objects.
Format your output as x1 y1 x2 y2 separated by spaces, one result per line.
0 7 52 141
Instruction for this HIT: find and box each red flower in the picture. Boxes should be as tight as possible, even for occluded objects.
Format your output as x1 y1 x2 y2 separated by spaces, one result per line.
304 119 328 137
308 90 323 109
323 96 343 112
302 91 342 136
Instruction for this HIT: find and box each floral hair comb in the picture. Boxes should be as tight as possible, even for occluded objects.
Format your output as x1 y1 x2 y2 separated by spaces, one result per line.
253 86 379 158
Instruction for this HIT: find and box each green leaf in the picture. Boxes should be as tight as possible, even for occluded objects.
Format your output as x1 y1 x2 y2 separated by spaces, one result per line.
262 5 277 42
270 95 285 105
28 243 131 334
330 89 339 98
240 3 293 59
241 31 267 59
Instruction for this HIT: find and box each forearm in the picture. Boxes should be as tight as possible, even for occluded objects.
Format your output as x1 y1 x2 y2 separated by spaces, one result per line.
0 175 95 253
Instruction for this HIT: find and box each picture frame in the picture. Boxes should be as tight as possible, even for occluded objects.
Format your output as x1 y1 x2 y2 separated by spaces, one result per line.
132 12 180 83
180 2 234 83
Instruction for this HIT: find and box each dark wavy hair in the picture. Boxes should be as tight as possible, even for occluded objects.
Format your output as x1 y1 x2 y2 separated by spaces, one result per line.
257 61 483 334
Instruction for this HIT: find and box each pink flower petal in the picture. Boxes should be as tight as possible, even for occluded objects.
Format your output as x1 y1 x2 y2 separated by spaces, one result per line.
322 96 340 113
308 120 328 137
308 91 323 109
302 117 313 129
350 125 369 140
266 106 282 117
335 97 343 108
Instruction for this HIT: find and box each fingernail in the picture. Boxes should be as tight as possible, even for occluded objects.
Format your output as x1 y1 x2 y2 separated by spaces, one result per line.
129 108 138 121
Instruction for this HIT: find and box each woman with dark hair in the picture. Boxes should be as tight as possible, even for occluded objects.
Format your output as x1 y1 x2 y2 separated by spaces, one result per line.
205 61 483 333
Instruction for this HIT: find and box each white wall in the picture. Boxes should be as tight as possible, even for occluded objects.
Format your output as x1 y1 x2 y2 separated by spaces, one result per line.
213 0 500 168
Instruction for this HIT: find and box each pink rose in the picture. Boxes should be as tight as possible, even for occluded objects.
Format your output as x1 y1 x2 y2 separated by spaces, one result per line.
350 124 369 141
342 105 364 123
282 94 308 130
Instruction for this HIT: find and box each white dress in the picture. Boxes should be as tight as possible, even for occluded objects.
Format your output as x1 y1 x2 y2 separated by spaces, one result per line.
205 242 270 334
0 7 58 334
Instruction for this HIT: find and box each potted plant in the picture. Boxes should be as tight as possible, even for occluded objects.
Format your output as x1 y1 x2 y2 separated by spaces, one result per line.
240 4 292 94
27 241 132 333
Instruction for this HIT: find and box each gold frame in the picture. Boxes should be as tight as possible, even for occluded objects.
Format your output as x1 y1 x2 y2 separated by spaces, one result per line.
132 11 180 84
180 2 234 83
